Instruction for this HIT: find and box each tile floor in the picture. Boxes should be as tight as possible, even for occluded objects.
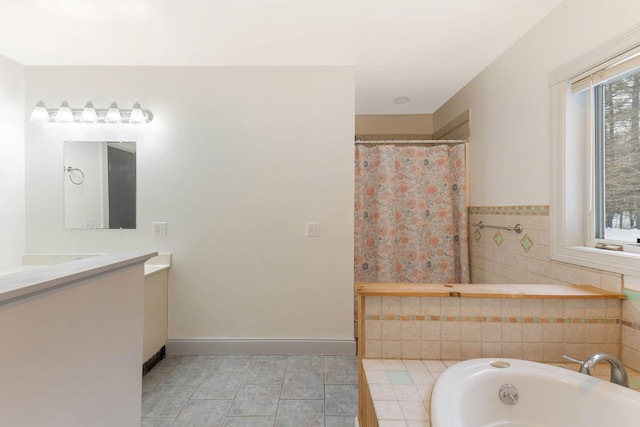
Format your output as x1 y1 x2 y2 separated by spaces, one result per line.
141 354 358 427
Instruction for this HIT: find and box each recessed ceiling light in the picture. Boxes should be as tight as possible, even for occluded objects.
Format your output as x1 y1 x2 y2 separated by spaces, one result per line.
392 96 411 104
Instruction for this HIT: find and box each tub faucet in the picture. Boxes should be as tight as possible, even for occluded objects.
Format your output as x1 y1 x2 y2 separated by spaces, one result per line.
562 353 629 387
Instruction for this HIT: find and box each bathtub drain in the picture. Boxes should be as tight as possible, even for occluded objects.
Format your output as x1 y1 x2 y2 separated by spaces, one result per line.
499 384 519 405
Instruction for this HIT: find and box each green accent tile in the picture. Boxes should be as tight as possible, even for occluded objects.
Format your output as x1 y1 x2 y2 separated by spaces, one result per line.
623 288 640 303
493 231 504 246
629 376 640 389
387 370 413 385
473 229 481 242
520 234 534 252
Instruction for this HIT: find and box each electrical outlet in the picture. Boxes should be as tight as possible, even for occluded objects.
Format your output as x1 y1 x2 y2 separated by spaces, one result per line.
306 223 320 237
152 222 167 236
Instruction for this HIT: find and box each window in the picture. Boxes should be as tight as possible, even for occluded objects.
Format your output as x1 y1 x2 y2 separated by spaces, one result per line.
594 68 640 243
550 25 640 277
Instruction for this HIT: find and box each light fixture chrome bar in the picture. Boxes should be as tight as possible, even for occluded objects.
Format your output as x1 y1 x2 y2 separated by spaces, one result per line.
30 101 153 124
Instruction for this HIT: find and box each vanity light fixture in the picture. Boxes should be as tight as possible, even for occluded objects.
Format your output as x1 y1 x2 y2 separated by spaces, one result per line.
80 101 98 123
128 102 146 124
29 101 153 124
54 101 74 123
105 102 122 123
29 100 51 122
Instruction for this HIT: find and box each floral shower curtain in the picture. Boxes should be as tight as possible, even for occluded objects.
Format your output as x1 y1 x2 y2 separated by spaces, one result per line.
354 144 470 284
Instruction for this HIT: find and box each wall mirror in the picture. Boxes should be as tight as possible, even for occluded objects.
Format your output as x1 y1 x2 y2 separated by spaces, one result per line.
63 140 136 229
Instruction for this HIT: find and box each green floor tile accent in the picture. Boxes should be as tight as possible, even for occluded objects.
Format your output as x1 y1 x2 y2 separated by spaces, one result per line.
386 370 413 385
629 375 640 389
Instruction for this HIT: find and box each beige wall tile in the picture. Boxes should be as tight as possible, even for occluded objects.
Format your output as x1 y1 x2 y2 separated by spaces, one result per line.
441 341 461 359
563 324 584 343
382 321 401 340
605 300 621 318
382 296 402 315
441 322 461 341
543 324 563 343
502 343 523 359
622 345 640 371
623 300 640 323
460 322 481 341
481 342 502 358
441 298 461 316
421 341 441 360
365 319 382 339
606 323 621 344
501 299 522 316
523 324 543 342
543 299 564 317
503 323 523 342
564 300 585 318
381 340 402 359
401 340 421 359
365 340 381 358
522 299 543 317
585 324 606 343
481 299 501 317
543 343 565 362
522 343 544 361
401 321 421 340
421 321 441 341
421 297 441 315
402 297 421 315
585 300 606 317
482 323 502 342
461 342 482 359
365 296 381 315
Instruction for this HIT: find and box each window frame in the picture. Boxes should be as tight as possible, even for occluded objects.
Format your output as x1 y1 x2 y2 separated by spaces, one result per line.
550 24 640 277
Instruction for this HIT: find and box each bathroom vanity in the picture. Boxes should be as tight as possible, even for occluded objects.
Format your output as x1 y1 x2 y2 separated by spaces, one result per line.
0 252 155 427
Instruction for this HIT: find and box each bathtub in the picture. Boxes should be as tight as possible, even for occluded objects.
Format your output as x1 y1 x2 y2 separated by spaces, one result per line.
431 358 640 427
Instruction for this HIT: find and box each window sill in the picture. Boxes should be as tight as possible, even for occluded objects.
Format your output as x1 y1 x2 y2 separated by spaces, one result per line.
551 245 640 278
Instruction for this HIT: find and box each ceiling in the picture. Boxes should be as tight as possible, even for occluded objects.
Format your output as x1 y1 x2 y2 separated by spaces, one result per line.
0 0 563 114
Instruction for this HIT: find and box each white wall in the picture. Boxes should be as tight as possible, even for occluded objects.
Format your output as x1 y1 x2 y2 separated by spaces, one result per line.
434 0 640 207
0 55 25 269
24 66 355 346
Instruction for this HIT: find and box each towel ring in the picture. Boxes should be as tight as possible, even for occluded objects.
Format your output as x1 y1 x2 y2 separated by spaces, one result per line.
65 166 85 185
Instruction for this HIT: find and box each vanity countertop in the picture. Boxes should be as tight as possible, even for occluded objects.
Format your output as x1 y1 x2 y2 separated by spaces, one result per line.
0 252 156 306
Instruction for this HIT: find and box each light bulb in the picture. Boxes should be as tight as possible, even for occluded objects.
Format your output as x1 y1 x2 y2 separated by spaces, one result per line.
29 100 50 122
80 101 98 123
54 101 74 123
105 101 122 123
129 102 146 124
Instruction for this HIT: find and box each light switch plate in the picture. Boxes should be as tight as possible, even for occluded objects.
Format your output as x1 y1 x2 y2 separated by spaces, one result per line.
152 222 167 236
306 223 320 237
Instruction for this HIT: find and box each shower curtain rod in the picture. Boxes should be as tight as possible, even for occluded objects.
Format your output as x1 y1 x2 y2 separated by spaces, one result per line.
354 139 467 145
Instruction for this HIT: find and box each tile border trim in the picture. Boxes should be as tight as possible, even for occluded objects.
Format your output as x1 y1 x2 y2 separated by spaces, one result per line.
365 314 619 324
469 205 549 216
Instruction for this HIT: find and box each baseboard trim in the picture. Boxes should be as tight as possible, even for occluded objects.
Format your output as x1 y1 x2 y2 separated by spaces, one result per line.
166 338 356 356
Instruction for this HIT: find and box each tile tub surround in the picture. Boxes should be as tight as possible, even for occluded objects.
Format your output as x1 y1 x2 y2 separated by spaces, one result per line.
142 354 358 426
357 284 624 363
359 359 640 427
623 290 640 371
469 205 640 370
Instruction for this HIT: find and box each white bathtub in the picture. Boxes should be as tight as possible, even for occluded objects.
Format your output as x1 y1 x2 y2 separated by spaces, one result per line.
431 358 640 427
